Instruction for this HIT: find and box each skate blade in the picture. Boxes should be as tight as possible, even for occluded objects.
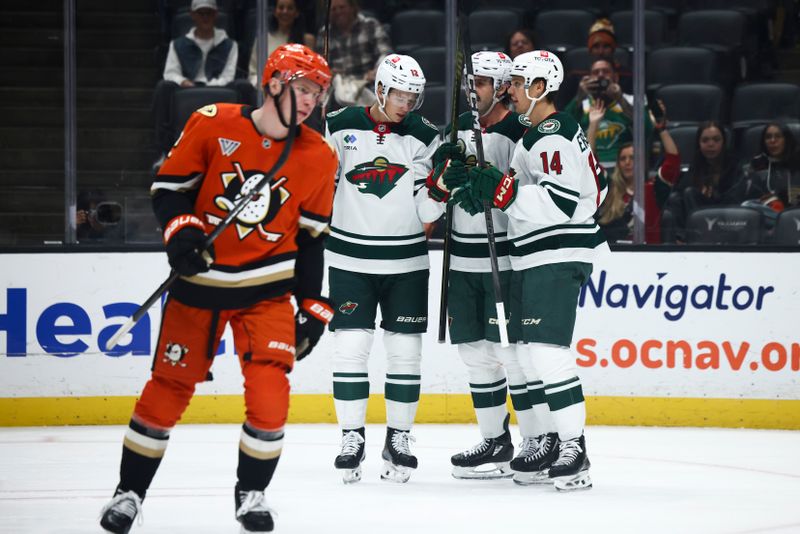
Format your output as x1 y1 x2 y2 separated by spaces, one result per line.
380 460 414 483
452 462 513 480
552 470 593 492
241 526 274 534
339 465 363 484
512 469 552 486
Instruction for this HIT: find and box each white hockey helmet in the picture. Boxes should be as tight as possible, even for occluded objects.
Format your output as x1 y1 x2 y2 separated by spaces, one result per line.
468 51 513 117
510 50 564 115
374 53 426 112
511 50 564 94
470 51 512 92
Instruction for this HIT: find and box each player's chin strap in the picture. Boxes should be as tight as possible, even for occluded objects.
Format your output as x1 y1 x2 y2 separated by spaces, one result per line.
272 81 292 128
376 88 393 122
480 85 504 118
524 85 549 117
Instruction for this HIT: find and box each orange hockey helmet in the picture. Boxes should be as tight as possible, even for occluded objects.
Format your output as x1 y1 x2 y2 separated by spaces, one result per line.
262 43 332 98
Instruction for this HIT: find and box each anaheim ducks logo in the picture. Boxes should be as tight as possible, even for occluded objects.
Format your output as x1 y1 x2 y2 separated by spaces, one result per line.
345 157 408 199
211 162 291 242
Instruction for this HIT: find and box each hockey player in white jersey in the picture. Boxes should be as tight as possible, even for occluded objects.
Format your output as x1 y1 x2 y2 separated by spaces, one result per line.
427 51 556 482
453 50 609 491
324 53 441 484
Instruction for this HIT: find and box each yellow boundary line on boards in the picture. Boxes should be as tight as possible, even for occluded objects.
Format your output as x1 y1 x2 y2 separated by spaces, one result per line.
1 395 799 429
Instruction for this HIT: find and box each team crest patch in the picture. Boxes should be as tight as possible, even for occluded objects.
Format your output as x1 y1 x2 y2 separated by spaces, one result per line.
218 137 241 157
163 343 189 367
212 162 290 242
345 157 408 199
339 301 358 315
518 115 532 127
537 119 560 134
326 108 346 119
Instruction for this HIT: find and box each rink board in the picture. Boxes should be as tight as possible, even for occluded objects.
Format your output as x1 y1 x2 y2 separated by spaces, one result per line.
1 250 799 428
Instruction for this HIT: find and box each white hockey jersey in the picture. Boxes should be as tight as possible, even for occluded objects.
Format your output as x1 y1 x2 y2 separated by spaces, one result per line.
506 111 610 270
325 106 441 274
448 111 528 273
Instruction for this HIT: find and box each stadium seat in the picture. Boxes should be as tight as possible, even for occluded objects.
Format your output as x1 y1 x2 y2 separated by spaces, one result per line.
534 10 595 52
678 9 748 82
468 10 520 52
390 10 445 54
686 206 762 245
654 84 726 127
678 10 746 53
739 123 800 163
772 207 800 246
537 0 609 17
417 84 447 128
609 10 667 51
170 10 232 39
730 83 800 131
412 47 447 86
563 47 631 74
171 87 239 136
646 47 718 91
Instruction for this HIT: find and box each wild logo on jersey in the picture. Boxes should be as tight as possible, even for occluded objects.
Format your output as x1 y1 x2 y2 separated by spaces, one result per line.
345 157 408 199
211 162 291 242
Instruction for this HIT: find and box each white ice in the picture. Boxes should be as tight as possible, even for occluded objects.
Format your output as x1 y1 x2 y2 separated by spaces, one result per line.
1 424 798 534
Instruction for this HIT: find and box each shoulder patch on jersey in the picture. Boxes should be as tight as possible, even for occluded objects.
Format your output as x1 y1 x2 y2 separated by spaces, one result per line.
197 104 218 117
326 108 346 119
421 116 438 131
518 115 532 127
537 118 560 134
218 137 241 157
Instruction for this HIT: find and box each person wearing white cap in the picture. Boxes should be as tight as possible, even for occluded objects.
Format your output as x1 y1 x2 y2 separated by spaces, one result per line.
152 0 239 163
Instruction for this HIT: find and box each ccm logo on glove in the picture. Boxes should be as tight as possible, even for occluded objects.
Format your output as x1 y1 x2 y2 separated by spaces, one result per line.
494 175 517 210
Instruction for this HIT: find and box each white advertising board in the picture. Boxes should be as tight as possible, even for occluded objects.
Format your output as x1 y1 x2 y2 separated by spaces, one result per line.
1 251 798 402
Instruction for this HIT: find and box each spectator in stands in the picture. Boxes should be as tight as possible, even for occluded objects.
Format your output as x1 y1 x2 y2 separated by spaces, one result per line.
564 56 652 169
248 0 315 87
76 190 122 242
662 122 744 242
737 122 800 209
153 0 239 163
505 28 536 60
590 100 680 244
587 18 617 59
316 0 391 107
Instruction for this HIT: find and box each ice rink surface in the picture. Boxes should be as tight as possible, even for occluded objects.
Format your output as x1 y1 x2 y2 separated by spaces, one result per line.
1 424 798 534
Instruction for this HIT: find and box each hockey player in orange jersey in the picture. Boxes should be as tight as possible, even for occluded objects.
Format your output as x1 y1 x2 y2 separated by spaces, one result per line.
100 44 338 534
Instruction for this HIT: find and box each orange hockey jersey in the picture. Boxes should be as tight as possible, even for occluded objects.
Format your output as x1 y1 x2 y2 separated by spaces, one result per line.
152 103 338 309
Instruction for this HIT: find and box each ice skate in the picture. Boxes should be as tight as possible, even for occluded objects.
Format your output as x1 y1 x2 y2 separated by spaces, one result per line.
380 427 417 483
334 429 365 484
99 488 143 534
451 423 513 480
549 434 592 492
234 484 275 533
511 432 559 486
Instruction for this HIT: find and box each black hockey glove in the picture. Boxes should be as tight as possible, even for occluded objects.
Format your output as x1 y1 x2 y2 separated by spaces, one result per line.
295 297 334 361
163 214 214 277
